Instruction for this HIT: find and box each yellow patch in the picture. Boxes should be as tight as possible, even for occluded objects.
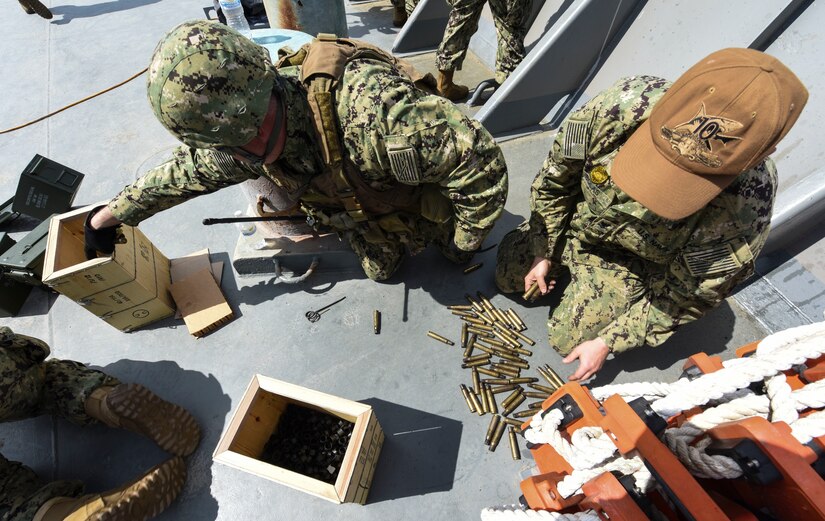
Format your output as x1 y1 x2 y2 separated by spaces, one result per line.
589 166 609 185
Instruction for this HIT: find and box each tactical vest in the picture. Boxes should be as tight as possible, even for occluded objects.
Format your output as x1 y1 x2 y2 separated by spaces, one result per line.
275 35 442 245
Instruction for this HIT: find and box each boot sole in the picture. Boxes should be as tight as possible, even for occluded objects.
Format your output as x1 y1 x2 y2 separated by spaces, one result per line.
93 457 186 521
107 383 201 457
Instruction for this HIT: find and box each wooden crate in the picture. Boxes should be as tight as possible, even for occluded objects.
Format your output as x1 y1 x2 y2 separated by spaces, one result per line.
213 375 383 504
41 204 175 332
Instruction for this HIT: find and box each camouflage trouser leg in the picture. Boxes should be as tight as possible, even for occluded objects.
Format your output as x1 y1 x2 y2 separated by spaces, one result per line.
348 232 407 281
488 0 532 83
1 350 119 425
39 359 121 425
434 0 486 72
405 0 420 15
0 455 83 521
495 222 645 355
547 256 644 355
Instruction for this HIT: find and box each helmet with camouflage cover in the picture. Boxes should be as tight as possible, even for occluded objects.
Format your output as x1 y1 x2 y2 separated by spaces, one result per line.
147 20 280 150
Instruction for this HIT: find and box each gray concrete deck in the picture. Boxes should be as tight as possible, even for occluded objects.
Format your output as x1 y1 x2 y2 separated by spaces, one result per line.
0 1 771 519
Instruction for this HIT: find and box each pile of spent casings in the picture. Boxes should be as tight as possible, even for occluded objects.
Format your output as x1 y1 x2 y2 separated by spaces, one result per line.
261 404 354 484
428 292 566 459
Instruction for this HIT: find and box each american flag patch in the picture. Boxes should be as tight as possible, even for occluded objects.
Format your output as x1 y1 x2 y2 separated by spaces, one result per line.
563 120 589 160
683 244 742 276
388 147 420 184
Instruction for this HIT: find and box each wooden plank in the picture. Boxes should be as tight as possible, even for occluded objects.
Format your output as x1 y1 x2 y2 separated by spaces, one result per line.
169 268 234 337
228 390 286 458
213 451 340 503
256 375 370 419
214 376 262 458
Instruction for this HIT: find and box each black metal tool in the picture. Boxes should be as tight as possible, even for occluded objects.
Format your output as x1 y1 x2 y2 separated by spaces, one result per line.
305 296 346 323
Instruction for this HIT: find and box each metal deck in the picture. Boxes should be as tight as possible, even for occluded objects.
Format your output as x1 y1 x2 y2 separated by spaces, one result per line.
0 0 804 519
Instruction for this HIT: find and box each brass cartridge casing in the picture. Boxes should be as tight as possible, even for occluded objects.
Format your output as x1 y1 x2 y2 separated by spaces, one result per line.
463 334 477 357
477 337 507 349
537 367 557 387
480 384 491 413
484 384 498 414
500 388 523 408
490 384 519 394
507 377 538 385
427 331 454 345
527 401 544 410
452 310 476 318
503 417 525 428
459 384 476 413
488 420 507 451
463 263 483 274
474 344 497 356
491 364 519 377
464 294 484 313
529 383 557 394
502 394 526 416
510 329 535 346
461 359 490 369
467 327 494 338
522 282 539 301
485 414 501 445
476 367 501 378
545 365 566 387
507 308 526 330
500 359 529 369
476 292 494 309
447 304 474 311
468 391 484 416
512 346 533 356
461 316 486 326
524 391 550 399
472 368 482 394
464 353 491 363
483 378 511 386
373 310 381 334
508 426 521 460
513 409 537 418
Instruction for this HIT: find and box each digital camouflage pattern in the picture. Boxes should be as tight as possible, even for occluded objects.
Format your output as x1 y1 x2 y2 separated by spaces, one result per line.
110 30 508 280
0 327 119 519
391 0 419 16
496 76 777 354
435 0 532 84
147 21 279 149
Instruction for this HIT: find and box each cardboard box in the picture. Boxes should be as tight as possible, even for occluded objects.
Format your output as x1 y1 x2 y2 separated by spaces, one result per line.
41 204 175 332
214 375 383 504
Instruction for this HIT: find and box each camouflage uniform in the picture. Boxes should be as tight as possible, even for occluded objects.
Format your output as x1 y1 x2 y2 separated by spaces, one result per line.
109 29 507 281
0 327 120 520
496 76 776 354
434 0 532 84
391 0 419 16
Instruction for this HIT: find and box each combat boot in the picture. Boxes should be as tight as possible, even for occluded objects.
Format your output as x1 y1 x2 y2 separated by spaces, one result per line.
18 0 53 19
437 70 469 101
85 383 201 457
32 457 186 521
392 4 407 27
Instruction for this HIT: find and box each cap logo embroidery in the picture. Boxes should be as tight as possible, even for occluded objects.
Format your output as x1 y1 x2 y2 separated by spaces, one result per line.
660 103 743 168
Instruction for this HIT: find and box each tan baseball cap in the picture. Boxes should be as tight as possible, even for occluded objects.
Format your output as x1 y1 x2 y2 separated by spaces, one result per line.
612 48 808 220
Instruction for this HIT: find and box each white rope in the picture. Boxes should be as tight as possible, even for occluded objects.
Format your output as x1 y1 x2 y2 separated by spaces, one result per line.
765 374 798 424
556 454 645 498
652 322 825 417
524 410 617 470
590 380 678 402
790 410 825 444
480 506 600 521
663 379 825 478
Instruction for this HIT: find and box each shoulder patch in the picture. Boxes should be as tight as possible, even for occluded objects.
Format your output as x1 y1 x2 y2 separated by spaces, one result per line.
563 119 589 160
683 244 743 277
386 143 420 184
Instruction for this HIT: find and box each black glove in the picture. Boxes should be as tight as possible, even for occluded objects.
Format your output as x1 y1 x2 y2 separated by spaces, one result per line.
84 206 119 260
